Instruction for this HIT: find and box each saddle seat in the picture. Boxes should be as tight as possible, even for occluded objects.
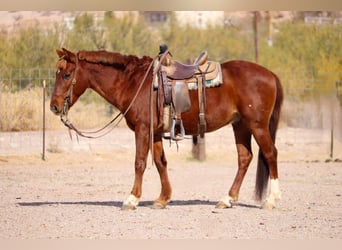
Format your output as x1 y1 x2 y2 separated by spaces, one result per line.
161 51 209 80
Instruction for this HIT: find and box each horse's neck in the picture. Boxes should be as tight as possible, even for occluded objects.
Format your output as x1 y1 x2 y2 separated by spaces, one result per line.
88 64 142 112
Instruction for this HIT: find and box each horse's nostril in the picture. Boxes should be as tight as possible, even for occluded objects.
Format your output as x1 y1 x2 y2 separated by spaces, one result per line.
50 105 59 115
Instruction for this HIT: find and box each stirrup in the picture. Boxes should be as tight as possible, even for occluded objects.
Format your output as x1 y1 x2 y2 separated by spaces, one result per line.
170 118 185 141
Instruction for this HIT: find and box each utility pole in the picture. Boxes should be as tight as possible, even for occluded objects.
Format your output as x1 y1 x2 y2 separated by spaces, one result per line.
266 11 273 46
253 11 259 63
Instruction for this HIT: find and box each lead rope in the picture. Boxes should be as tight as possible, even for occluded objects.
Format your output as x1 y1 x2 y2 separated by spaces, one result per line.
149 71 154 166
148 49 172 166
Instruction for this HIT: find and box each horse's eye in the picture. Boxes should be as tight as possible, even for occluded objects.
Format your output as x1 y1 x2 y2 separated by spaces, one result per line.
63 74 71 80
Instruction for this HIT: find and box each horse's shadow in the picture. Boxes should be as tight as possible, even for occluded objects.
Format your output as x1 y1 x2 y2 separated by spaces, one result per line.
17 199 260 209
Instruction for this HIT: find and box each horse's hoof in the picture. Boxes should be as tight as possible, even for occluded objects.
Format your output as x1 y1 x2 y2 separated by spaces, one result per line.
215 201 232 209
152 202 167 209
216 195 234 209
122 194 139 211
262 201 275 210
121 204 137 211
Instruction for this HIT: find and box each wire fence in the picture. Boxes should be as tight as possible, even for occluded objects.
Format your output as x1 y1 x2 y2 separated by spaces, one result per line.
0 68 55 93
0 68 341 160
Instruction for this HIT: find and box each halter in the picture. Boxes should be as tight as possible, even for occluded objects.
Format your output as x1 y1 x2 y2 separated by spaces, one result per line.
60 53 80 137
60 52 78 118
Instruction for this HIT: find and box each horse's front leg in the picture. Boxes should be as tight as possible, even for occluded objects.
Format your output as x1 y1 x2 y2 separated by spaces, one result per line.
152 135 172 209
122 125 150 210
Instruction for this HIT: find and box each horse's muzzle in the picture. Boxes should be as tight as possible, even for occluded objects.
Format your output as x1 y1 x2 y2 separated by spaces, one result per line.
50 104 60 115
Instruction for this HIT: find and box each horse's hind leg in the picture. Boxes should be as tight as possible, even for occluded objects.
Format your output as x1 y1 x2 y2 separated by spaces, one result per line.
152 135 172 209
216 123 253 208
251 126 281 209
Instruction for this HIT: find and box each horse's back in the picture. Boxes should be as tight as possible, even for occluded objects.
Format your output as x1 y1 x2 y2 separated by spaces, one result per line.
222 60 278 86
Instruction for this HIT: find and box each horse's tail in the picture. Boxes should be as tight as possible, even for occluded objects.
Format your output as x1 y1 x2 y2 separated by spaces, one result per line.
255 74 284 201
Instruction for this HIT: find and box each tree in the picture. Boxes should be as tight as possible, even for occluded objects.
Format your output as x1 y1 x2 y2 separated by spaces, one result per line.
104 12 160 56
260 21 342 97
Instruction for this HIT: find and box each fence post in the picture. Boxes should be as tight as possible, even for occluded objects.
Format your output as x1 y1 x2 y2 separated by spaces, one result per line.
192 135 206 161
330 101 334 159
42 80 46 161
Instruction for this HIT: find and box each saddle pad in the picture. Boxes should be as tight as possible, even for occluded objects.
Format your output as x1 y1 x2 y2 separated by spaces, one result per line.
187 77 222 90
187 62 223 90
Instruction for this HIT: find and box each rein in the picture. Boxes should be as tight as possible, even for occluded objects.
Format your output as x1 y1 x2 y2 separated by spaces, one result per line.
60 51 156 140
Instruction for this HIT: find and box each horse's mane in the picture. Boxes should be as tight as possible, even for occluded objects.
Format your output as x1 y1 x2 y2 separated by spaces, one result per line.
77 50 152 67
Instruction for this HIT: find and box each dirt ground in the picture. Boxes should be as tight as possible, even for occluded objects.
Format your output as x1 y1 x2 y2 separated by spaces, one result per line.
0 126 342 239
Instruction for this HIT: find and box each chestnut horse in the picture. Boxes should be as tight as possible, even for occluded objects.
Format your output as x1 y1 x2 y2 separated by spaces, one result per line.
50 48 283 210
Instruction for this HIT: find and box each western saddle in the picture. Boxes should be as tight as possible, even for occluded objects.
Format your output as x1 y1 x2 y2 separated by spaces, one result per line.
155 44 222 141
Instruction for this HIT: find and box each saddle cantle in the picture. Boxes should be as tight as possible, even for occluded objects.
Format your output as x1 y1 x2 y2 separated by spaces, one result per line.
154 46 223 141
162 51 208 80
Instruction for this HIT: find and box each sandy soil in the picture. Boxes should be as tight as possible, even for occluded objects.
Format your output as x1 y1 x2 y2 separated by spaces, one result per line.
0 126 342 239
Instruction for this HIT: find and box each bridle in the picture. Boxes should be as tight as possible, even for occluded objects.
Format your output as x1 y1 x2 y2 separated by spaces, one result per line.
59 50 160 140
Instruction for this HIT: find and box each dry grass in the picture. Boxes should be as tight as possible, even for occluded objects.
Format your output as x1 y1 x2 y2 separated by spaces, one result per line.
1 87 42 131
0 86 124 132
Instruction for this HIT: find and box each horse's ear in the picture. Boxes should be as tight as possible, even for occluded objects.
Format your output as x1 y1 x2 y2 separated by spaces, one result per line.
62 48 71 54
56 49 64 58
61 48 76 63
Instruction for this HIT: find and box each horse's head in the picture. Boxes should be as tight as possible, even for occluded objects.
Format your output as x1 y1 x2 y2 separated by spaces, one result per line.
50 48 85 115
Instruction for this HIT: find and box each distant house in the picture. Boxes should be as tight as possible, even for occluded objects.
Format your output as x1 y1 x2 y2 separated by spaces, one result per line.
302 11 342 25
174 11 225 28
140 11 170 27
140 11 225 29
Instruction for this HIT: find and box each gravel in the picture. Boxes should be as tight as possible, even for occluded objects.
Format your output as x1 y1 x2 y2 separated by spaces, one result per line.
1 127 342 239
